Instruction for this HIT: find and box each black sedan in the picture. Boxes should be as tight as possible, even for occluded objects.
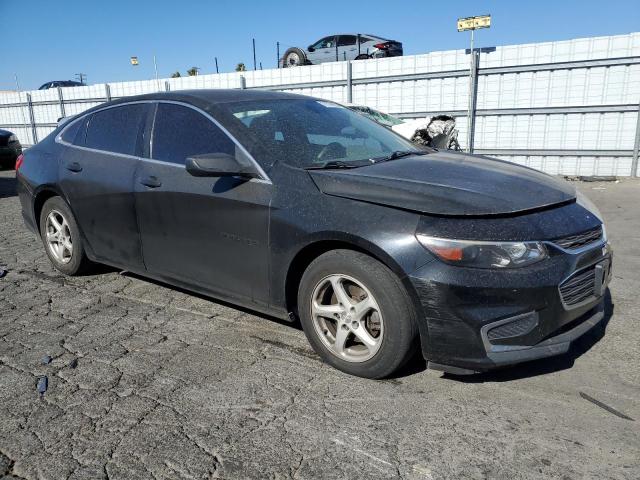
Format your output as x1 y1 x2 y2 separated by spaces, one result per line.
16 90 612 378
0 128 22 169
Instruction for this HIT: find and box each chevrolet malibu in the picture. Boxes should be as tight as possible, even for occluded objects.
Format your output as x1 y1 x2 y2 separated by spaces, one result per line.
16 90 612 378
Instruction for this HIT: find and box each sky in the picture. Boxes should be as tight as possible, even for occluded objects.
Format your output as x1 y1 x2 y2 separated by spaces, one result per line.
1 0 639 90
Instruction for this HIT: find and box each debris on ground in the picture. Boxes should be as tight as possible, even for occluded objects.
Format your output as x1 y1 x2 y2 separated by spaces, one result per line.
36 376 48 398
41 355 52 365
68 358 78 369
0 267 7 279
579 391 635 421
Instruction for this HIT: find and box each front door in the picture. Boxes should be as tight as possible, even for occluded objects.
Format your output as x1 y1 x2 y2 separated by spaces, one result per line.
308 36 338 64
134 102 271 305
58 103 148 269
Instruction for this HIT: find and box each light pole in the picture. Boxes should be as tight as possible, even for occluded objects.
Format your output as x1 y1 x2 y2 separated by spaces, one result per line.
153 55 160 90
457 14 491 153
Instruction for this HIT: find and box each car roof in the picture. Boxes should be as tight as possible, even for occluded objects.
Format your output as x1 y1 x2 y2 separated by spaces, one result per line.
61 89 318 123
107 89 311 107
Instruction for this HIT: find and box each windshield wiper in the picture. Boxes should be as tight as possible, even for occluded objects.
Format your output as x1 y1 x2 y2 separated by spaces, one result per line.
305 160 362 170
370 150 429 164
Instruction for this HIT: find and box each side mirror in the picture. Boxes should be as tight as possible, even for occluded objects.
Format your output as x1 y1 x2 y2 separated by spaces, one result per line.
307 46 315 52
185 153 259 178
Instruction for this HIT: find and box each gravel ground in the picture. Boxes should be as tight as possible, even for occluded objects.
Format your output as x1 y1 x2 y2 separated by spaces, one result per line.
0 169 638 480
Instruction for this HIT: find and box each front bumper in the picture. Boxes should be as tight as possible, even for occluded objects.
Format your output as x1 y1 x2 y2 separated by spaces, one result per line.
408 241 612 373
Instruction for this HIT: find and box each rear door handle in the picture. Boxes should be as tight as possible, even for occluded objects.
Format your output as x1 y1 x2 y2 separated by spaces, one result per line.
65 162 82 172
140 175 162 188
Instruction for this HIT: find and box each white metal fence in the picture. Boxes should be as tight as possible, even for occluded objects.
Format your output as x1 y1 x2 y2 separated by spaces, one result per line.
2 32 639 176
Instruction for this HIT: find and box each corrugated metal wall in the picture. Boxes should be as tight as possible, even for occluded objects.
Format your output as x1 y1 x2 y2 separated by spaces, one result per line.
2 32 639 176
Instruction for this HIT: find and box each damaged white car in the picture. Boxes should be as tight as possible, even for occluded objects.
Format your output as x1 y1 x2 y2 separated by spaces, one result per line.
346 104 461 151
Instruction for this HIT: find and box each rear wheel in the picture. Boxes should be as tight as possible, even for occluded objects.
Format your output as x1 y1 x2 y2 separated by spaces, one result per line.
282 47 308 67
298 249 418 378
355 54 370 60
39 197 91 275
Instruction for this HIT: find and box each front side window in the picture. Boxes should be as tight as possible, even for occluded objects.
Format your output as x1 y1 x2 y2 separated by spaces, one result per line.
224 99 422 169
85 104 146 156
151 103 236 165
312 36 336 49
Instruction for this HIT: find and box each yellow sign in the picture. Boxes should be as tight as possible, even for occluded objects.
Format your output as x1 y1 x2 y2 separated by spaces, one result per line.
130 56 139 66
457 15 491 32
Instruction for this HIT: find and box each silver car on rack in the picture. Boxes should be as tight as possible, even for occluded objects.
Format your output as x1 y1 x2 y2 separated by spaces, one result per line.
281 34 402 67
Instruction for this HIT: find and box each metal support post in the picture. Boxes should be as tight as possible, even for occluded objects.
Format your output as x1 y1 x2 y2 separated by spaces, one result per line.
57 87 66 119
26 93 38 145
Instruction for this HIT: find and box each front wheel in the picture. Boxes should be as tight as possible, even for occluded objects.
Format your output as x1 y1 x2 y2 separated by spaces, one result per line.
298 250 418 378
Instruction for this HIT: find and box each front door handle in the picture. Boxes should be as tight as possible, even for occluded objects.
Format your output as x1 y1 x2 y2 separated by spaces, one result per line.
140 175 162 188
65 162 82 173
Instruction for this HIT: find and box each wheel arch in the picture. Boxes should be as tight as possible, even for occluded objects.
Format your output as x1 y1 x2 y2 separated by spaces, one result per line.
33 185 67 233
283 234 408 317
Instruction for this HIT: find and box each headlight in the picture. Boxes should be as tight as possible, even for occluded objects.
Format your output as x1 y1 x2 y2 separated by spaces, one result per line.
416 235 548 268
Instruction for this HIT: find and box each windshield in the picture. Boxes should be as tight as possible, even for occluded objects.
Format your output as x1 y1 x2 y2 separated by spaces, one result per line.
223 99 422 169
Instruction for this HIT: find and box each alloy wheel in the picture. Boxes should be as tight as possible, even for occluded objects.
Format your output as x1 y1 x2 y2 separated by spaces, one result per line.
310 274 384 362
45 210 73 264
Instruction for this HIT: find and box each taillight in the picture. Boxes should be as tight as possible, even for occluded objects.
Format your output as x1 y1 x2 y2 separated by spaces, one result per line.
15 153 24 170
374 42 390 50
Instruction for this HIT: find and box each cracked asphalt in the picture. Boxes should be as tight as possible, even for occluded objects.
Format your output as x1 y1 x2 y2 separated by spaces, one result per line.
0 169 639 480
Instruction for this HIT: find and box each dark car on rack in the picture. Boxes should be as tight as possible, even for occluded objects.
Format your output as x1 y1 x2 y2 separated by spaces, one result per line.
38 80 85 90
0 129 22 169
15 90 612 378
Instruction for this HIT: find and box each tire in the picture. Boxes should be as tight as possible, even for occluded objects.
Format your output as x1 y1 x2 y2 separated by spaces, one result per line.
298 249 418 379
39 196 91 275
282 47 308 68
354 54 370 60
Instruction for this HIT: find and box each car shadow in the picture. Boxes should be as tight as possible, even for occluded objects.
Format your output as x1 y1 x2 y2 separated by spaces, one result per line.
111 269 614 382
119 270 301 331
441 289 614 383
0 174 17 199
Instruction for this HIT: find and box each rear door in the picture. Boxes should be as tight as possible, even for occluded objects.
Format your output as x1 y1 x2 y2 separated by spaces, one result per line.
134 102 272 306
58 103 148 269
337 35 358 60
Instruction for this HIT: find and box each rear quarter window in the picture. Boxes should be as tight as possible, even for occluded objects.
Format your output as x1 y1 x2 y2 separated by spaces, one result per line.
60 117 87 145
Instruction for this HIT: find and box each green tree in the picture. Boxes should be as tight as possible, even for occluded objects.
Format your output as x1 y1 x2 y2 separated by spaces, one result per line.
235 63 246 72
187 67 199 76
171 71 181 78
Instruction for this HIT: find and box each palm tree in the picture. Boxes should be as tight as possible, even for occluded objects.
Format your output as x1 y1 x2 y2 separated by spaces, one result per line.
187 67 199 76
171 71 181 78
235 63 246 72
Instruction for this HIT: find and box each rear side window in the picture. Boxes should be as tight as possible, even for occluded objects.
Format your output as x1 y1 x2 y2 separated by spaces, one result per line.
338 35 357 46
151 103 236 165
85 104 146 156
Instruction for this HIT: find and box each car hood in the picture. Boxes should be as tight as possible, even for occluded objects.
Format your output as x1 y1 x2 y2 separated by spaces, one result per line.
308 151 576 217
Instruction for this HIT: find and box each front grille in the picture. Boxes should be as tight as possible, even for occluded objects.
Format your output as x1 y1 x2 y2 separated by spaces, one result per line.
487 313 538 341
559 266 596 307
552 226 603 251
